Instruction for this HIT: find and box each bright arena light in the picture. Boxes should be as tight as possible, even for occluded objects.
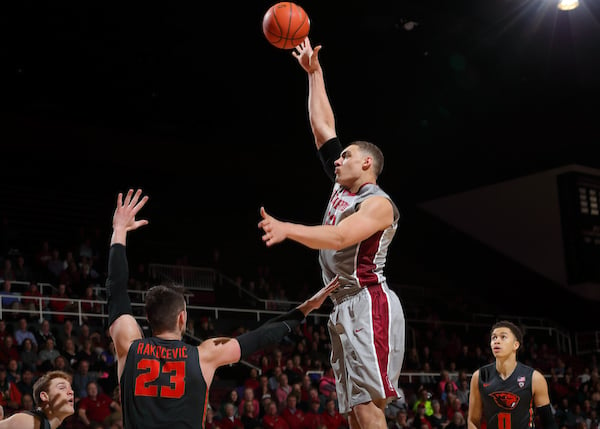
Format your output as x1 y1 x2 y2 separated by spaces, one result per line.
557 0 579 11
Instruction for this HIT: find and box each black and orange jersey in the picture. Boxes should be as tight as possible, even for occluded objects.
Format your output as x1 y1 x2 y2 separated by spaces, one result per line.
121 336 207 429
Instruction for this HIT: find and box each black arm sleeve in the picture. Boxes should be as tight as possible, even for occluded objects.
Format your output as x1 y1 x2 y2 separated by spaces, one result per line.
106 243 133 327
537 404 558 429
236 319 301 359
317 137 343 183
260 308 305 326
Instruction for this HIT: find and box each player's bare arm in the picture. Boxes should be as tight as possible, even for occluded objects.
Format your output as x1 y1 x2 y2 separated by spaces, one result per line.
531 370 551 407
292 38 336 148
259 196 393 249
467 370 482 429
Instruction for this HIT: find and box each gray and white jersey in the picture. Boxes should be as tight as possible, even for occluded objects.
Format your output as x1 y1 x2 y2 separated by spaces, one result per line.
319 182 400 304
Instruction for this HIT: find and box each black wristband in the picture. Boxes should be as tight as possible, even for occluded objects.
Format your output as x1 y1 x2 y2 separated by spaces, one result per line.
537 404 558 429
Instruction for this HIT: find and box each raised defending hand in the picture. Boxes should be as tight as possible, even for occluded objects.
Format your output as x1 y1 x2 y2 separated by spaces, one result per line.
258 206 286 247
298 275 340 316
292 37 322 74
112 189 149 233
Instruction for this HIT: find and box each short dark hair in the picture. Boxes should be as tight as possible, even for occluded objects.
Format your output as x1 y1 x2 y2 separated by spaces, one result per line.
491 320 523 349
352 141 385 177
145 284 186 333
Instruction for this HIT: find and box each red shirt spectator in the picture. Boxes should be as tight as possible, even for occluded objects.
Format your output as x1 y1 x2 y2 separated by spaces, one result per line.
22 282 43 312
281 394 306 429
320 399 348 429
219 402 244 429
0 366 22 416
49 283 72 323
78 381 119 426
304 400 323 429
263 401 290 429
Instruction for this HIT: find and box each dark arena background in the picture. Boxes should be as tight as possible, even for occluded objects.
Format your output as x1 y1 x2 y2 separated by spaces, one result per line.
1 0 599 427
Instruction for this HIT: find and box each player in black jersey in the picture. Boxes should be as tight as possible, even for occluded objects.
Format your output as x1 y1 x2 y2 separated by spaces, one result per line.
106 189 339 429
468 320 557 429
0 370 74 429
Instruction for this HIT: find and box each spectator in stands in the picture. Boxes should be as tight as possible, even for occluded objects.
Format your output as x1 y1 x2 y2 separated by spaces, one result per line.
318 365 335 400
18 392 35 412
263 400 290 429
240 399 261 429
437 370 458 398
256 373 274 407
0 337 20 367
18 338 37 372
281 393 306 429
305 399 323 429
427 399 447 429
13 318 36 349
5 359 19 384
220 389 241 418
404 347 421 371
13 256 33 284
71 359 97 401
455 378 469 408
34 240 52 273
269 366 284 392
48 283 72 324
16 368 35 398
387 408 409 429
35 319 56 346
21 282 43 319
55 319 76 350
46 248 64 282
445 411 466 429
239 387 260 419
412 386 434 417
59 260 81 295
0 320 13 346
219 402 244 429
196 316 216 340
320 397 348 429
80 284 102 325
419 362 437 388
0 260 16 282
284 358 302 386
440 378 457 405
77 380 120 427
205 406 218 429
60 337 78 369
0 365 22 416
37 338 61 372
244 367 260 392
76 338 100 371
53 355 73 376
276 373 293 411
413 403 433 429
0 281 21 317
297 374 314 412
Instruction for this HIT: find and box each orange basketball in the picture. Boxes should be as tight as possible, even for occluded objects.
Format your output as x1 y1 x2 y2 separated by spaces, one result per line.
262 2 310 50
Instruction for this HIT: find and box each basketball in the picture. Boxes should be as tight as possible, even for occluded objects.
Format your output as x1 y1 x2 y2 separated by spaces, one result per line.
262 2 310 50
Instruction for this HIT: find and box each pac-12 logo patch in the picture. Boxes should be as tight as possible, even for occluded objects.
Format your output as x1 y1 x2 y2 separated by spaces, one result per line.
489 392 520 410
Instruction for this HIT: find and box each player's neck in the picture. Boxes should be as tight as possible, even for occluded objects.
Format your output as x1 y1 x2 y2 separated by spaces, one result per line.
495 356 518 380
156 332 182 340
